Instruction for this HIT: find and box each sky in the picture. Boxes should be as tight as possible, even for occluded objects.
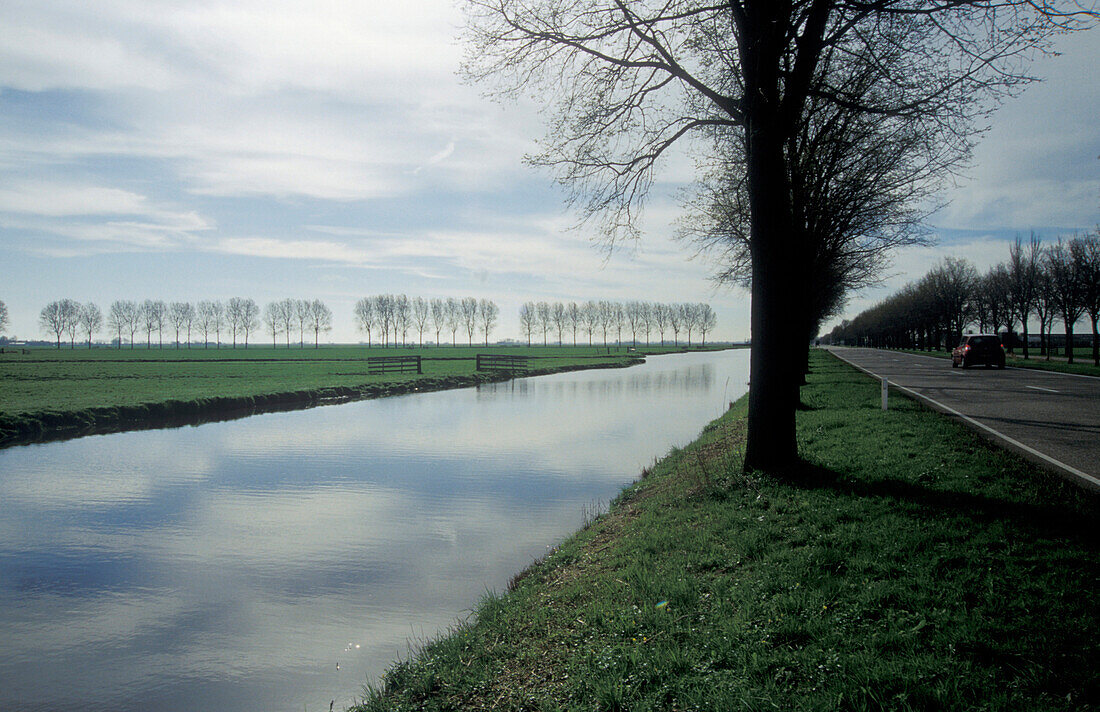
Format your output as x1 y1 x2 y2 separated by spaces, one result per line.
1 1 1097 344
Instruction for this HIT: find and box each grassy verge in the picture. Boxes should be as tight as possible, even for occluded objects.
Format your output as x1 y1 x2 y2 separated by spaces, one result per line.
893 347 1100 377
0 344 732 446
355 350 1098 711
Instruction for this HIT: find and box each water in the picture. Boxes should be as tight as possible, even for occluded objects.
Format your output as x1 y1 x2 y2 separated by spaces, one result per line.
0 349 749 712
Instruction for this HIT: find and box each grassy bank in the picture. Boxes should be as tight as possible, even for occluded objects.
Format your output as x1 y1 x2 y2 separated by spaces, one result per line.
0 344 728 445
356 350 1098 711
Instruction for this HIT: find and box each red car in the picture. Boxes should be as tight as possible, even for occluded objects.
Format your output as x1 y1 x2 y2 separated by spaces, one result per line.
951 334 1006 369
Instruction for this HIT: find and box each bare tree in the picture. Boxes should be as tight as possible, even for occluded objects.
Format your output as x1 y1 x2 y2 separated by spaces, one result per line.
479 299 499 345
1008 234 1042 357
263 302 284 347
241 299 259 347
464 0 1095 470
376 295 394 347
1073 232 1100 366
168 302 192 348
653 303 669 345
460 297 478 346
224 298 242 347
445 297 461 346
62 299 81 348
394 294 411 347
581 301 599 346
108 300 138 349
625 302 641 346
141 300 167 348
1046 238 1086 364
597 301 613 345
551 302 566 345
360 297 382 347
566 302 580 346
699 304 717 345
639 302 654 346
519 302 536 346
412 297 430 347
308 300 333 347
40 300 74 348
196 301 218 348
667 304 682 346
430 298 447 345
611 302 625 346
679 304 695 346
535 301 551 346
985 265 1013 340
927 257 979 347
294 299 311 347
78 302 102 348
0 299 8 336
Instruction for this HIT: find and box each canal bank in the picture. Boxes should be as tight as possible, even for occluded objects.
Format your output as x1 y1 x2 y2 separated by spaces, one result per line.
0 349 655 447
356 350 1098 711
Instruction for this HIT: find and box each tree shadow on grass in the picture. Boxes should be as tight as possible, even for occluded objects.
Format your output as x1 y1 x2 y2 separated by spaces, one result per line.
778 459 1100 546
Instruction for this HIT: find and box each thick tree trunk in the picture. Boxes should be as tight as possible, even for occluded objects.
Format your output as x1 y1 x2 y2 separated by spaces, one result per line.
741 4 803 473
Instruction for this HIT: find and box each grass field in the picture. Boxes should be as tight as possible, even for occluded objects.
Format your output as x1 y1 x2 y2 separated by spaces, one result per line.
0 343 730 444
355 349 1098 711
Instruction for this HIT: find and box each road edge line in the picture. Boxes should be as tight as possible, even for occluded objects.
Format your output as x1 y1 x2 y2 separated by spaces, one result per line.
825 348 1100 491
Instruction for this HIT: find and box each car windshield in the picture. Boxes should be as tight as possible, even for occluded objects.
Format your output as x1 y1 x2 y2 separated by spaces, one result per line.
969 336 993 346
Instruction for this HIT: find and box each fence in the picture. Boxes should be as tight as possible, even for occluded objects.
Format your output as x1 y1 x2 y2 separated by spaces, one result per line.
476 353 529 376
367 355 422 375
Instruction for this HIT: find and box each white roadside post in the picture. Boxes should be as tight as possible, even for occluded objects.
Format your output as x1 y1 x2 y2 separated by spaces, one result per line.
881 377 889 411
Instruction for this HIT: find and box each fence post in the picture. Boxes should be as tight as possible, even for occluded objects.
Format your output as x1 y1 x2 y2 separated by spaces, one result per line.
881 377 889 411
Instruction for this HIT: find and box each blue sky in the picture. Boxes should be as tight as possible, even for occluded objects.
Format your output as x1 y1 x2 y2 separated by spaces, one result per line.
1 1 1097 343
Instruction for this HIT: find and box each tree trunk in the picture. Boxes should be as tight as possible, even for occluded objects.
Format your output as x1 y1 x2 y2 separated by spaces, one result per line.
743 130 801 470
1065 318 1075 364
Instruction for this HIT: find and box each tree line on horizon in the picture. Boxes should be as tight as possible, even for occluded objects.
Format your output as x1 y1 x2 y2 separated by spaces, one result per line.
353 295 500 347
825 232 1100 365
518 301 716 347
33 298 333 349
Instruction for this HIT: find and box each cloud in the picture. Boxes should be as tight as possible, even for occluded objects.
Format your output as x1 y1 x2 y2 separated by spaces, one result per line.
0 183 155 217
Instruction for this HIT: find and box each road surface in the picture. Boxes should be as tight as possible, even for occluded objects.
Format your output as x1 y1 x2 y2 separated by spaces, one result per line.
826 347 1100 490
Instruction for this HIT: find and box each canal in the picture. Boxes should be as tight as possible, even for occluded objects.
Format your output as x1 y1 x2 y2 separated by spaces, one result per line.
0 349 749 712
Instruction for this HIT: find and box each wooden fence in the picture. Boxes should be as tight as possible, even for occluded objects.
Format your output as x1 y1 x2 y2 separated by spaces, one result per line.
476 353 529 376
367 355 422 375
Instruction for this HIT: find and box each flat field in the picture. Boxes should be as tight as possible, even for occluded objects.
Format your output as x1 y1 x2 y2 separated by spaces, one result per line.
0 343 729 443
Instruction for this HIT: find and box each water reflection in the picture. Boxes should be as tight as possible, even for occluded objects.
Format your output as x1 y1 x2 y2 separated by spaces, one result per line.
0 350 748 712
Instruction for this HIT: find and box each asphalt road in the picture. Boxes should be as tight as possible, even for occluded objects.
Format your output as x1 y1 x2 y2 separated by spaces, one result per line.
826 347 1100 490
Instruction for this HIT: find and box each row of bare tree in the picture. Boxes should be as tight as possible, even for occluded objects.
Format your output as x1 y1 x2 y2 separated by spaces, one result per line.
518 301 716 347
826 233 1100 365
353 295 500 347
461 0 1095 470
37 298 332 349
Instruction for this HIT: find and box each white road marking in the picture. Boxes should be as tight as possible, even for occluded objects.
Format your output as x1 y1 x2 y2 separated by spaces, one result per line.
1025 385 1060 393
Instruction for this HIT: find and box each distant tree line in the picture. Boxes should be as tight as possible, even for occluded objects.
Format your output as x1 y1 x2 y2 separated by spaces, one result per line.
517 301 716 347
826 232 1100 365
36 297 332 349
353 295 500 347
261 299 333 348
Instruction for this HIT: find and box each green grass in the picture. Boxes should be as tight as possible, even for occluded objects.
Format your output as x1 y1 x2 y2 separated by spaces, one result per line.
893 347 1100 377
0 343 731 443
355 350 1098 711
